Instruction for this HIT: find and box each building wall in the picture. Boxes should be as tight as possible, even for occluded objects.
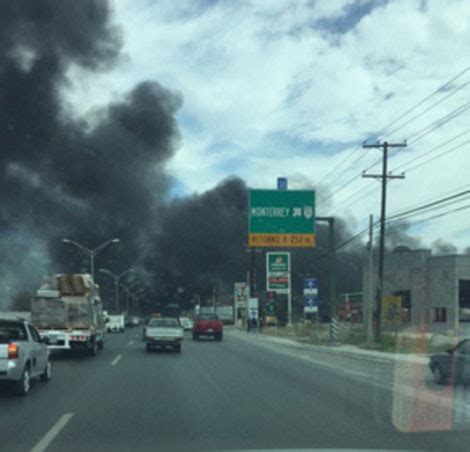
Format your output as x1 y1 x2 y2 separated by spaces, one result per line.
363 249 470 335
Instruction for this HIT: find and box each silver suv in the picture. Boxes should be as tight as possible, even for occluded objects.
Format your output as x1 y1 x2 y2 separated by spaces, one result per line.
0 319 51 395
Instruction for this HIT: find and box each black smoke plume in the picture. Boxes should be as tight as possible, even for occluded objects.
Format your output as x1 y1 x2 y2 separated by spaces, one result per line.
0 1 181 306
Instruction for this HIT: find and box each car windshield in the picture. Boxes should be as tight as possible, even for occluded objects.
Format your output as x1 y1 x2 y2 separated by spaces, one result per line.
148 318 179 327
3 1 470 451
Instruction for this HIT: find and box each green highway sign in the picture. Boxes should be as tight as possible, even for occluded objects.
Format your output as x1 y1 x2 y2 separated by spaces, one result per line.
248 189 315 248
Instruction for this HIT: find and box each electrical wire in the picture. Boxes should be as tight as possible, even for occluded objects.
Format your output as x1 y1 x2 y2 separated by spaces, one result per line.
391 128 470 172
376 65 470 138
315 67 470 191
407 101 470 144
382 78 470 139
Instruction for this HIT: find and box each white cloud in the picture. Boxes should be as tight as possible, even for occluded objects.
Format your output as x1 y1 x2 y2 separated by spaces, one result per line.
64 0 470 250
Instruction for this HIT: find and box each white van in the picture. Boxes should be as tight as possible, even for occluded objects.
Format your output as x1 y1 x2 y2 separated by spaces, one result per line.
107 314 125 333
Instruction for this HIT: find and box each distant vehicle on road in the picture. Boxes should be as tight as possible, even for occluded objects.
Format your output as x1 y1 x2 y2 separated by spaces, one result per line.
179 317 193 331
193 313 223 341
429 339 470 385
198 306 233 325
0 319 51 396
145 317 183 353
107 314 125 333
130 316 141 327
32 274 106 356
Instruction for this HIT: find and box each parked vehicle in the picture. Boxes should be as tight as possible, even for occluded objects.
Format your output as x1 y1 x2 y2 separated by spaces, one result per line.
0 319 51 395
429 339 470 385
193 313 223 341
31 274 106 356
107 314 125 333
179 317 193 331
145 317 183 353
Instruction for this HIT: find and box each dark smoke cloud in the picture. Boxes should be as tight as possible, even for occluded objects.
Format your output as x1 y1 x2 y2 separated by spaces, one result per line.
0 1 182 307
0 1 441 313
432 238 458 256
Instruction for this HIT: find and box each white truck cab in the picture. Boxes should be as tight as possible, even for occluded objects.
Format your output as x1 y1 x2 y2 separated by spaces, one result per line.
107 314 125 333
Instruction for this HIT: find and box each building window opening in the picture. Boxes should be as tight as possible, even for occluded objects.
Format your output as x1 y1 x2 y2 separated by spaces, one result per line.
459 280 470 322
393 290 411 323
432 307 447 323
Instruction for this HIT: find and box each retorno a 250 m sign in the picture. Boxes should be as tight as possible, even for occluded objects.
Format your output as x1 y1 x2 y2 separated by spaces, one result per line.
248 189 316 248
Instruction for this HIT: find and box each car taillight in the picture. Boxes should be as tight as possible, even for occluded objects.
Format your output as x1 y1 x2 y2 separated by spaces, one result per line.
8 343 19 359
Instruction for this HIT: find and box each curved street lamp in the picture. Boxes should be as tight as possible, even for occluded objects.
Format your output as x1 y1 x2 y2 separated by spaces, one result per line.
99 268 134 312
62 238 120 283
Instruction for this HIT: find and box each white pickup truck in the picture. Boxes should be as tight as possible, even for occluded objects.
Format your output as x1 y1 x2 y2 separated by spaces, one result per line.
145 317 184 353
0 319 51 395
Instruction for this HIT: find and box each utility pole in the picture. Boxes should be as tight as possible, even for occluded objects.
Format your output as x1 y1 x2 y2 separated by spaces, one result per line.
367 214 374 342
363 141 406 342
248 248 256 332
316 217 336 320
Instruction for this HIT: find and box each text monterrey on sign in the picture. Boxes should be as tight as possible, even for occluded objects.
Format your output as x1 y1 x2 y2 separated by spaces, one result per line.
248 189 316 248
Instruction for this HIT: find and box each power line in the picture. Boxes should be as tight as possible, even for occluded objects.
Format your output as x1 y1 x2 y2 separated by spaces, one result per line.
316 146 363 186
316 67 470 190
387 202 470 228
404 140 470 174
326 181 377 212
387 189 470 222
407 101 470 144
387 183 470 218
391 128 470 172
322 148 372 190
382 74 470 139
376 65 470 138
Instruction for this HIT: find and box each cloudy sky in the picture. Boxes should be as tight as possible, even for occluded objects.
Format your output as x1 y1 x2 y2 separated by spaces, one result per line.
64 0 470 250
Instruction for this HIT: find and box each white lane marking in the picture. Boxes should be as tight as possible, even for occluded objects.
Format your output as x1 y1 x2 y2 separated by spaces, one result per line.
128 340 134 345
31 413 74 452
110 354 122 366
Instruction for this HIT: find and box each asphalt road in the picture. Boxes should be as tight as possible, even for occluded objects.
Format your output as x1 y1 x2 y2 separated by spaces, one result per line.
2 328 470 451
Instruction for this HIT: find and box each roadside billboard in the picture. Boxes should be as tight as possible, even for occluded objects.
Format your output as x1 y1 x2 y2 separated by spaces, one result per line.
266 252 291 294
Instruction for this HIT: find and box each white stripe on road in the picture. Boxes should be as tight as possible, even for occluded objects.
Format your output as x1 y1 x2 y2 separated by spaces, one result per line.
128 340 134 345
31 413 74 452
110 354 122 366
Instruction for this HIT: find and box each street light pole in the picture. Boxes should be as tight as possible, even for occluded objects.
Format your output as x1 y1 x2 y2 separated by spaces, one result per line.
99 268 134 313
63 238 119 305
62 238 120 282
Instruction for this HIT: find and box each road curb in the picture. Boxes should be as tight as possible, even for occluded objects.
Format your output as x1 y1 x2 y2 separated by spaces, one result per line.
229 329 428 365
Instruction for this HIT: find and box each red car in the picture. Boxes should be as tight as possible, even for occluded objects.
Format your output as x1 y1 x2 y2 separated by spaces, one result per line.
192 314 223 341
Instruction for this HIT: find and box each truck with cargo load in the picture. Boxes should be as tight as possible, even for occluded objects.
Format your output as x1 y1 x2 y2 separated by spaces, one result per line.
31 274 106 356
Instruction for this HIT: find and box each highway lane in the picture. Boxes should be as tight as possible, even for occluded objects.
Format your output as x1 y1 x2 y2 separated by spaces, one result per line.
2 328 470 451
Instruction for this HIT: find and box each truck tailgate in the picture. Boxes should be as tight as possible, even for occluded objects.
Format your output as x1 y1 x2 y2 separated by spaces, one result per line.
0 344 8 359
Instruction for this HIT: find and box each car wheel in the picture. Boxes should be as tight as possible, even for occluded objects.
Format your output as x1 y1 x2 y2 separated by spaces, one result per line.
41 360 52 382
175 344 181 353
193 333 198 341
433 365 447 385
98 340 104 350
15 366 31 396
146 344 152 352
217 333 223 341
